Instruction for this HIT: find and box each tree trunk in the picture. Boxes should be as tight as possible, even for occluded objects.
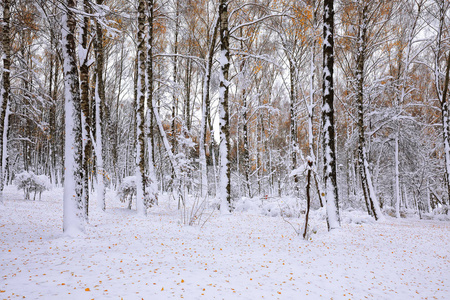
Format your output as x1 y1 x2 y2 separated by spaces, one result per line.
146 0 157 204
62 0 85 234
171 0 180 191
0 0 11 205
199 16 219 199
80 0 92 220
322 0 340 230
440 50 450 202
95 0 106 211
136 0 149 216
355 3 383 221
219 0 231 212
289 59 299 195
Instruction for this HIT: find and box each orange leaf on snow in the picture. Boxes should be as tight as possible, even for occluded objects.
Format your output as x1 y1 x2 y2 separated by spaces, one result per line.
85 288 90 291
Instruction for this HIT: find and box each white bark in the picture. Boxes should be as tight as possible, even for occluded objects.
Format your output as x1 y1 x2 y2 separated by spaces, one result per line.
199 93 208 198
362 146 384 220
136 65 146 216
0 103 8 205
95 80 105 211
394 134 400 218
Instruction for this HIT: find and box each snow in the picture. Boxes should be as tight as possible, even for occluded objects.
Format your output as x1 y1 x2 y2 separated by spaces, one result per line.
1 186 449 299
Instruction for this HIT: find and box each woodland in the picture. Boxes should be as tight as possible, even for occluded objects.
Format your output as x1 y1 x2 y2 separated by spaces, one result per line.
1 0 450 232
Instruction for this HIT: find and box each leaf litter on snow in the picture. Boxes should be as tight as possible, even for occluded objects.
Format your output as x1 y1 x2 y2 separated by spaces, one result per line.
0 186 449 299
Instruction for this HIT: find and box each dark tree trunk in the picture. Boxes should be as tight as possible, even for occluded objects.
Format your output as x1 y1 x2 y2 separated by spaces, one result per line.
322 0 340 230
80 0 92 220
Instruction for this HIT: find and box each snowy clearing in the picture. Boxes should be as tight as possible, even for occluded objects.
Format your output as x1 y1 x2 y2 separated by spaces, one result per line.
1 186 449 299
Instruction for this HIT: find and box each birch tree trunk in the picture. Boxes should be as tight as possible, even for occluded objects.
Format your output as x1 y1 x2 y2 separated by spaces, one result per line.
80 0 91 220
136 0 149 216
146 0 158 204
171 0 180 190
62 0 85 234
289 59 299 195
0 0 11 205
355 3 383 220
322 0 340 230
199 16 219 198
219 0 231 212
95 0 106 211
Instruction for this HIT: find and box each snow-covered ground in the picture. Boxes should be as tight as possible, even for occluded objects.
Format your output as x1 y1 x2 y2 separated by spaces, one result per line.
1 185 449 299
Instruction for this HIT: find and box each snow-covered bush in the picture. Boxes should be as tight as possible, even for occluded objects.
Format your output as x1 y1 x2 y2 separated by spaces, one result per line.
117 176 137 209
234 196 304 218
117 176 157 209
14 171 51 200
383 206 406 218
234 197 260 213
341 208 375 224
426 205 450 221
434 205 449 215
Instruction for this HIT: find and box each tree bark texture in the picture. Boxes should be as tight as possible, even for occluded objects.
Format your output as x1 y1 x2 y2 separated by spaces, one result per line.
322 0 340 230
62 0 85 233
0 0 11 204
219 0 231 211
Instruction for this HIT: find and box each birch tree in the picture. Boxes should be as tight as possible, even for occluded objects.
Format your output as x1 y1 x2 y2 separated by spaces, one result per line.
136 0 150 216
0 0 11 205
219 0 231 212
199 16 220 198
146 0 158 204
322 0 340 230
61 0 85 233
94 0 106 211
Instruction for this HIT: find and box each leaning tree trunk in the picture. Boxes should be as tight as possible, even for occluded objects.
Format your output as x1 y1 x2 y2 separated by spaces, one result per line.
218 0 231 213
322 0 340 230
355 4 383 221
62 0 85 234
135 0 149 216
0 0 11 205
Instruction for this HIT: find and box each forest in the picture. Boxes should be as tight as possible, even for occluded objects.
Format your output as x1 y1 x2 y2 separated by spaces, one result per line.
1 0 450 230
1 0 450 298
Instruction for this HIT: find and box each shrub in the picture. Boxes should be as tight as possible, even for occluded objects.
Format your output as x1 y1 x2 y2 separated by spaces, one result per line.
14 171 51 200
117 176 137 209
117 176 157 209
